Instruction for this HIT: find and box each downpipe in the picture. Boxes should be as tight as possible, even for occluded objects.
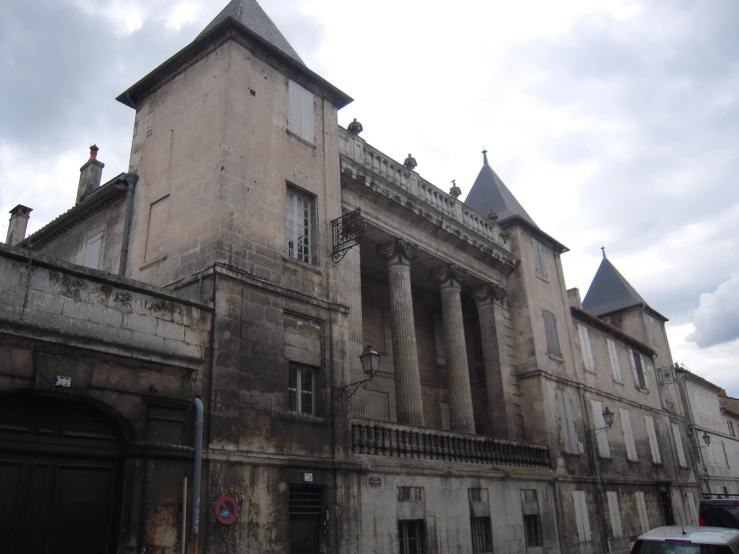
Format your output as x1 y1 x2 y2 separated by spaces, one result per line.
118 170 138 276
191 397 203 554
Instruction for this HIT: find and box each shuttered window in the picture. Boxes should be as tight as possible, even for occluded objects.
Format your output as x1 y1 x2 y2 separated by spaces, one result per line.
572 490 591 542
288 80 314 142
606 491 623 538
556 389 579 454
534 239 548 280
607 339 623 383
590 399 611 457
630 350 647 390
645 416 662 464
620 408 638 461
578 324 595 373
543 310 562 359
672 423 687 467
635 492 649 533
83 232 103 269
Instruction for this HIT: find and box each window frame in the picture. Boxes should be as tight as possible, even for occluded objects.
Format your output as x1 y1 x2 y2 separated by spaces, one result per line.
288 362 317 416
285 184 317 265
398 519 426 554
630 350 647 390
521 489 543 547
470 516 493 554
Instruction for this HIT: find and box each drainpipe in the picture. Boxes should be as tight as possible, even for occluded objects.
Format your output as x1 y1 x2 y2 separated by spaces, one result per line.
118 171 138 276
191 396 203 554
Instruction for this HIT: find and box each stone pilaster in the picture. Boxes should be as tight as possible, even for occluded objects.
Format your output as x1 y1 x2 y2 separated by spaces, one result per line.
377 239 424 426
346 244 365 417
472 283 510 438
432 264 475 434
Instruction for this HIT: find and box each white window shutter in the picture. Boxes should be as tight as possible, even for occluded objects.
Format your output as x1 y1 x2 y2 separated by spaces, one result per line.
302 86 314 142
635 492 649 533
629 350 640 387
572 491 591 542
672 423 687 467
620 408 638 461
607 339 623 383
645 416 662 464
563 390 578 453
84 232 103 269
606 491 623 537
590 400 611 457
578 325 595 373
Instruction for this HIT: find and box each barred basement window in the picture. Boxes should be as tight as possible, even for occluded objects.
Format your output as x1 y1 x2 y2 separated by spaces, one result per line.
398 520 425 554
470 517 493 553
289 362 316 415
524 514 542 547
286 185 316 264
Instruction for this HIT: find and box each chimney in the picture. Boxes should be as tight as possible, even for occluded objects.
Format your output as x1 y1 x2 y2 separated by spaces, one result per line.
6 204 32 245
567 287 582 309
76 144 105 204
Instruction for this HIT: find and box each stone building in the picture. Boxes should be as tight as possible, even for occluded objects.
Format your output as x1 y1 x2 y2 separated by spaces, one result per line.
0 1 699 553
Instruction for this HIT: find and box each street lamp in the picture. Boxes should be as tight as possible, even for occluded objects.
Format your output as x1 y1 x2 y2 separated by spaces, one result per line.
702 432 711 447
339 346 381 401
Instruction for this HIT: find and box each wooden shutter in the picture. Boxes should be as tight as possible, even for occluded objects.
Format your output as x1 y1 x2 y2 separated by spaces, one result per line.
635 492 649 533
578 325 595 373
620 408 638 461
84 232 103 269
672 423 687 467
543 310 562 358
572 491 591 542
534 239 548 280
288 80 314 142
607 339 623 383
590 400 611 457
556 389 578 454
606 491 623 538
645 416 662 464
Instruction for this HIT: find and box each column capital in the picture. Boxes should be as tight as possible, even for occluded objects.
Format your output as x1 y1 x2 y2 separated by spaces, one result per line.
431 264 469 288
472 283 506 305
377 239 420 265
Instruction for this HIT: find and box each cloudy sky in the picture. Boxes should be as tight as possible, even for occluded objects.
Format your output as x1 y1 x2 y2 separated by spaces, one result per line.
2 0 738 393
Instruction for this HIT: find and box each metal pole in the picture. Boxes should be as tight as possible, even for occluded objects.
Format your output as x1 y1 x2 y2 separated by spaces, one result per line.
181 477 187 554
191 397 203 554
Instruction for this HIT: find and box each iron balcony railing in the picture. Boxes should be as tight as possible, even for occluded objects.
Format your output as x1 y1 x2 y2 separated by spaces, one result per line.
352 419 551 469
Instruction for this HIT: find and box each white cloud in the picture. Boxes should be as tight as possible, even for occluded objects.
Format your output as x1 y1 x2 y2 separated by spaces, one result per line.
688 272 739 348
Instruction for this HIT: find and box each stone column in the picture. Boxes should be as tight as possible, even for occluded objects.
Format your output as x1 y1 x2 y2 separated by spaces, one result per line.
432 264 475 434
472 283 509 438
377 239 424 426
345 244 365 418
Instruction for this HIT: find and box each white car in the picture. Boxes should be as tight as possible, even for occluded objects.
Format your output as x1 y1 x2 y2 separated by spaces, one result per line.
631 526 739 554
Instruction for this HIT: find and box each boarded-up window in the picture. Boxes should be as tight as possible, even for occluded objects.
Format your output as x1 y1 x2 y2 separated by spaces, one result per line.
607 339 623 383
145 195 169 262
578 324 595 373
434 314 446 366
620 408 638 461
534 239 548 280
556 389 579 454
630 350 647 389
672 423 687 467
288 80 314 143
590 399 611 457
635 492 649 533
83 232 103 269
606 491 623 538
572 490 591 542
645 416 662 464
543 310 562 358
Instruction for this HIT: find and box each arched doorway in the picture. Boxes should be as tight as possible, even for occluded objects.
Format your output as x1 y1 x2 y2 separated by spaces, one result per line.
0 393 125 554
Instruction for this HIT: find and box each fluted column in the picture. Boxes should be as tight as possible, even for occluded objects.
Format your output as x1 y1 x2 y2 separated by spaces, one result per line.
377 239 424 426
472 283 509 438
345 244 365 417
432 264 475 434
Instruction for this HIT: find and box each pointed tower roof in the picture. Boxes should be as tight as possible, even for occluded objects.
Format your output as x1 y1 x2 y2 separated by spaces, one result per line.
464 150 538 228
582 251 666 320
198 0 304 64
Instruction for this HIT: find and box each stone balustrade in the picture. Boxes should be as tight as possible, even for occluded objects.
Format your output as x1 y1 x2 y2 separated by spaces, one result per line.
351 419 551 469
339 129 517 271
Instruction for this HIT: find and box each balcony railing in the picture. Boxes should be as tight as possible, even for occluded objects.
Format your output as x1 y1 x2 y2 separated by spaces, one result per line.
352 419 551 469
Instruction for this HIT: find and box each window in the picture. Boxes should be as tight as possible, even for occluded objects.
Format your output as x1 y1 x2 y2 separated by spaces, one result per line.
729 421 736 437
672 423 688 467
607 338 623 383
398 520 425 554
285 186 315 264
521 489 542 547
470 517 493 553
620 408 638 461
556 389 579 454
631 350 647 389
289 362 316 415
543 310 562 359
433 315 446 366
578 324 595 373
645 416 662 464
534 239 548 280
83 232 103 269
635 491 650 533
590 399 611 457
440 402 451 431
606 491 623 538
288 80 314 142
572 490 591 542
145 194 169 262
